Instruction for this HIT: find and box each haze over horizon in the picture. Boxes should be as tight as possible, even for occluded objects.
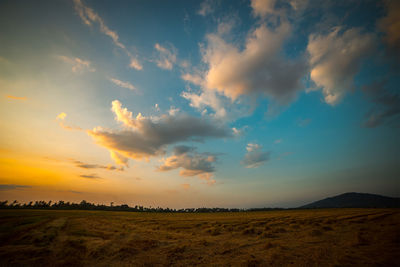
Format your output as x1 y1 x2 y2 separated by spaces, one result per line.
0 0 399 209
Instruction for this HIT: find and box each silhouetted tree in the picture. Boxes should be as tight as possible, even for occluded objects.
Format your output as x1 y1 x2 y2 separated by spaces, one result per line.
0 199 282 213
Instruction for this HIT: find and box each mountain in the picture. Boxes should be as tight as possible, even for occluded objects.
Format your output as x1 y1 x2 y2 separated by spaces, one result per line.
300 192 400 209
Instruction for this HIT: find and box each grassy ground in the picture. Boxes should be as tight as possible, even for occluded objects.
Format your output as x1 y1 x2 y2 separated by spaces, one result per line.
0 209 399 266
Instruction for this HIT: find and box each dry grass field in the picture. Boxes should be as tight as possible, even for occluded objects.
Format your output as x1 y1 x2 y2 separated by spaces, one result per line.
0 209 399 266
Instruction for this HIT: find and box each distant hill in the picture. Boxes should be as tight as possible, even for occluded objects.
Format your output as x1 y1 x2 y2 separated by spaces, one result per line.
300 192 400 209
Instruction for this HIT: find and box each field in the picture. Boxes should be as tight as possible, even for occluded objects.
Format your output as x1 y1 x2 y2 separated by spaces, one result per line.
0 209 399 266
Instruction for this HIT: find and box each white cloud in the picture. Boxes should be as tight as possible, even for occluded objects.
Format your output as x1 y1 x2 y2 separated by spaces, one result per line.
168 106 180 116
232 126 247 137
110 150 129 167
57 55 95 73
73 0 142 70
197 0 215 16
182 21 306 120
251 0 308 19
182 0 310 120
56 112 82 131
158 146 217 185
203 22 305 103
241 143 270 168
181 73 204 86
251 0 277 18
109 78 136 91
217 19 236 35
129 58 143 71
307 27 376 105
154 43 177 70
181 85 255 122
56 112 67 120
181 89 226 118
232 127 241 137
180 59 191 69
87 100 231 165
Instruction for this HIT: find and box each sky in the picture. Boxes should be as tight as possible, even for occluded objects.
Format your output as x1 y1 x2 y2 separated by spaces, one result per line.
0 0 399 208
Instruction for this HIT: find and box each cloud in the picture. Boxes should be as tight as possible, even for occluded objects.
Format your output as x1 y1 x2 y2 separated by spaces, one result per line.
56 112 82 131
73 160 124 171
182 15 306 119
251 0 277 18
109 78 136 91
110 150 129 167
73 0 142 70
378 0 400 59
197 0 215 16
154 43 177 70
181 89 227 118
307 27 376 105
74 0 123 48
57 55 95 73
232 126 247 137
241 143 270 168
157 145 217 185
362 80 400 128
0 184 31 190
250 0 308 19
5 95 27 101
182 1 310 120
297 118 311 127
56 112 67 120
168 106 180 116
289 0 308 12
173 145 196 155
217 17 238 35
87 100 231 165
181 73 204 86
203 22 305 103
183 10 191 35
80 174 101 179
129 58 143 70
66 190 83 194
277 151 293 160
181 86 256 121
182 183 190 190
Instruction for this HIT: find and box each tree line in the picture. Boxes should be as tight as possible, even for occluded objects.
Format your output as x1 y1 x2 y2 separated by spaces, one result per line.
0 200 284 213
